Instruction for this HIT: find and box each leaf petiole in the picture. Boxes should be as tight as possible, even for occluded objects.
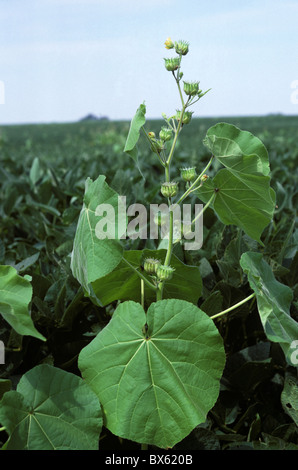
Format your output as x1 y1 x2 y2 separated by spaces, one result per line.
210 293 256 320
141 279 145 309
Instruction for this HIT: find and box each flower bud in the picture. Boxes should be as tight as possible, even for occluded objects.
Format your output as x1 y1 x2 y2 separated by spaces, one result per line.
156 264 175 281
180 167 197 182
161 181 179 198
144 258 161 275
164 57 180 71
159 127 172 142
164 37 174 49
183 81 200 96
148 131 156 139
201 174 209 182
175 40 189 56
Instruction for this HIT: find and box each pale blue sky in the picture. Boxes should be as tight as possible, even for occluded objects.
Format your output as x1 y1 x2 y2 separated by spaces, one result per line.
0 0 298 124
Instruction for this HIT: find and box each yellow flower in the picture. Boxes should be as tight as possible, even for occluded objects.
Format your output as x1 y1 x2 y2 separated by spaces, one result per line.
164 37 174 49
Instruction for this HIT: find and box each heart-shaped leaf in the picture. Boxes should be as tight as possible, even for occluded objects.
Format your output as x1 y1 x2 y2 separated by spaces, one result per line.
78 299 225 448
197 170 275 244
89 249 202 307
0 265 45 341
203 122 270 175
0 364 102 450
197 123 275 244
70 175 125 294
240 251 298 364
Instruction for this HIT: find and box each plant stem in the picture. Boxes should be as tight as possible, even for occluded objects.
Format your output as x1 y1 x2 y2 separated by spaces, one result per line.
165 163 170 182
123 258 157 292
156 282 163 301
156 69 188 301
164 208 174 266
166 98 190 169
175 73 185 108
141 279 145 309
0 427 6 432
210 293 256 320
166 118 183 168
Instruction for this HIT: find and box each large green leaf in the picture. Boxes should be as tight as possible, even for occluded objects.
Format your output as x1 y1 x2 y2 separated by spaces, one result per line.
78 299 225 448
123 103 146 162
0 265 45 341
240 252 298 364
89 249 202 307
197 170 275 243
0 364 102 450
70 175 125 294
197 123 275 243
203 122 270 175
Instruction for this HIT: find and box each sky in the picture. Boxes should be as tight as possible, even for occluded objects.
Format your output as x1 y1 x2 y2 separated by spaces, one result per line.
0 0 298 124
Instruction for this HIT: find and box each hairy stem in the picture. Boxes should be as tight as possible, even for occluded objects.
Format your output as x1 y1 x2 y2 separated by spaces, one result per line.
141 279 145 309
157 68 189 300
156 283 163 301
164 209 174 266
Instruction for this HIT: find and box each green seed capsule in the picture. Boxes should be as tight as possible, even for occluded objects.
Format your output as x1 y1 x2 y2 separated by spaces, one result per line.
161 181 178 198
143 258 161 275
159 127 173 142
164 57 181 71
175 110 193 125
180 167 197 182
183 81 199 96
175 40 189 56
156 264 175 281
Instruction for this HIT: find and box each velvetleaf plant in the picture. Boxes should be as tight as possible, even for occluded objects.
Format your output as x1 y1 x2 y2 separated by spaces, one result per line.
1 38 297 451
72 38 297 449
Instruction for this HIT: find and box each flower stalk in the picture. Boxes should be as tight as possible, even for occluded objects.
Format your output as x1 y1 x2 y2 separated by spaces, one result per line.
141 38 212 302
